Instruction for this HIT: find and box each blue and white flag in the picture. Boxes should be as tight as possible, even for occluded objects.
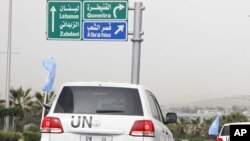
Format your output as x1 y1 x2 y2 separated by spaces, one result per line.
42 56 56 93
208 115 220 136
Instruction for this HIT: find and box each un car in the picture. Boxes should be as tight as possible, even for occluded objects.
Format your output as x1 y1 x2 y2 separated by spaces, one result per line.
40 82 177 141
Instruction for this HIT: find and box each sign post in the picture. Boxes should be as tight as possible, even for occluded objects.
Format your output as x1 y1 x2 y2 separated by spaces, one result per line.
83 1 128 41
131 2 144 84
83 21 127 40
47 0 128 41
47 1 82 40
46 1 144 84
83 1 127 20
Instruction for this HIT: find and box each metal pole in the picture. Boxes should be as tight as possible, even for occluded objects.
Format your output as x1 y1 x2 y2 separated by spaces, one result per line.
5 0 13 131
131 2 144 84
40 92 47 128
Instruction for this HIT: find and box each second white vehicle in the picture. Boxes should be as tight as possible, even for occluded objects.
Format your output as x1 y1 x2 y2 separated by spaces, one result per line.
40 82 177 141
216 122 250 141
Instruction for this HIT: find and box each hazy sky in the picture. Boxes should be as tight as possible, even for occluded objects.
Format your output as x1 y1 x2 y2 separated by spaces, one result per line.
1 0 250 105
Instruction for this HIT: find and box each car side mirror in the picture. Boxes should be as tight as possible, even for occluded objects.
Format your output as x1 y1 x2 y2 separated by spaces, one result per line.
165 112 177 124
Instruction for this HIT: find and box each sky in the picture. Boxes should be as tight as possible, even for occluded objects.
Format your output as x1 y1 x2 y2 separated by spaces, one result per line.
1 0 250 105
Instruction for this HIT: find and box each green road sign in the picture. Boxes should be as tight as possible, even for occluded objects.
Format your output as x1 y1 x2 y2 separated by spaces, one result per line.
47 1 82 40
83 1 127 20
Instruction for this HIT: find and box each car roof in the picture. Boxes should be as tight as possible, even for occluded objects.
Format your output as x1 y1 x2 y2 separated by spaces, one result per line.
61 81 142 89
223 122 250 126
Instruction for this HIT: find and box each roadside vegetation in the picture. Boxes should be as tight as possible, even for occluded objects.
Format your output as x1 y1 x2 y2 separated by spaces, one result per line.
0 87 55 141
0 86 249 141
168 112 248 141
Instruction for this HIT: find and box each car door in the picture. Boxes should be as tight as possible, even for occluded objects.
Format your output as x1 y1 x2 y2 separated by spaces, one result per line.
146 91 170 141
152 95 174 141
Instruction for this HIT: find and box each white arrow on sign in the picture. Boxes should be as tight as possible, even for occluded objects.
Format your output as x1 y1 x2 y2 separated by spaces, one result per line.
114 25 124 35
113 3 125 19
50 6 57 32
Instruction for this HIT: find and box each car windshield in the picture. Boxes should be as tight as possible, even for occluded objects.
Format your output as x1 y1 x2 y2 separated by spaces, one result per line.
54 86 143 116
221 125 230 136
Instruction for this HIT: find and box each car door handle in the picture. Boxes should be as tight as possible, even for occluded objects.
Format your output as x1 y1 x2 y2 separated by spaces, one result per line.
163 130 168 134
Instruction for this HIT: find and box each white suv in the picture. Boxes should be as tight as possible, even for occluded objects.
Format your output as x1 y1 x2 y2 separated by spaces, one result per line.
216 122 250 141
40 82 177 141
216 123 230 141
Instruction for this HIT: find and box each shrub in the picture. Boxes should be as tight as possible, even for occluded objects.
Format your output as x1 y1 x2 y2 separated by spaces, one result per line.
0 107 22 117
189 137 205 141
0 130 22 141
23 131 41 141
24 123 40 132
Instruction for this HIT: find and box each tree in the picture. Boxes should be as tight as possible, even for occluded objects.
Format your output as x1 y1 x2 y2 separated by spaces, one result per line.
0 87 34 131
33 91 55 112
0 99 4 130
34 91 55 106
190 117 201 136
31 91 55 124
168 117 190 139
221 112 248 125
200 117 213 137
178 117 189 138
9 87 34 122
0 100 4 108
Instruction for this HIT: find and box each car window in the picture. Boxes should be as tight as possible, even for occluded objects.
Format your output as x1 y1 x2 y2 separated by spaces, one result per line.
54 86 143 116
152 94 164 122
146 91 163 122
221 125 230 136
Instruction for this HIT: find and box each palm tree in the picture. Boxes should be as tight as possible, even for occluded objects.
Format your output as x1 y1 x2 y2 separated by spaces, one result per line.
9 87 35 120
32 91 55 119
35 91 55 106
7 87 35 131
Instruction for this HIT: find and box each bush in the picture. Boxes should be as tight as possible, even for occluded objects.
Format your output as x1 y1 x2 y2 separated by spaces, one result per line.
0 107 22 117
23 131 41 141
0 130 22 141
24 123 40 132
189 137 205 141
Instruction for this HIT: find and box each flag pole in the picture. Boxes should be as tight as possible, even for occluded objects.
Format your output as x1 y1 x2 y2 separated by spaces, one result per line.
41 56 56 127
40 92 48 127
